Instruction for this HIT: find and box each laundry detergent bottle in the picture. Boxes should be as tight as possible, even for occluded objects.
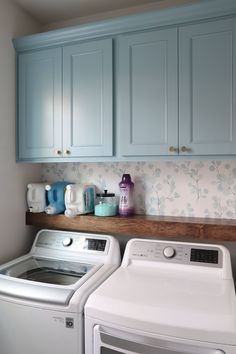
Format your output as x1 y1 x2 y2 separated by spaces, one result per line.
45 181 70 215
119 174 134 216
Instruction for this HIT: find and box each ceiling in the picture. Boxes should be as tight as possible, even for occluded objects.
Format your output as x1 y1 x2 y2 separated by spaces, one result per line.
12 0 197 25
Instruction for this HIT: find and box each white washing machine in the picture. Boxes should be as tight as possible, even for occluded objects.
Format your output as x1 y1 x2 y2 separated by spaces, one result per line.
0 229 120 354
85 238 236 354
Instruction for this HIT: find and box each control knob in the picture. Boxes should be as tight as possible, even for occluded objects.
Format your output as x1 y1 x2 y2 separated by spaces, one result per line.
62 237 73 247
163 246 175 259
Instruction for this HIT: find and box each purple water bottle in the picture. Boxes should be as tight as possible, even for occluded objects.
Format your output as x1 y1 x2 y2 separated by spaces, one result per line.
119 174 134 216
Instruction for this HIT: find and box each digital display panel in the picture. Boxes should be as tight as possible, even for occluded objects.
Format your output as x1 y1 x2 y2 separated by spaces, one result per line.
190 248 218 264
85 239 106 252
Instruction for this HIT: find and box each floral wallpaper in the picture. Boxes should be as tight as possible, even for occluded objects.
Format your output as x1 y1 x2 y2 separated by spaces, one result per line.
41 160 236 219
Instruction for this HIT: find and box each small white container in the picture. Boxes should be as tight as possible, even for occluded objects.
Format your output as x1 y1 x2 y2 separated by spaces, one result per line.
65 184 95 217
27 183 47 213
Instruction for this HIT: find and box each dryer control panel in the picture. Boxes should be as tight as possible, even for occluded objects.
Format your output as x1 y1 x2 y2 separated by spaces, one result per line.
129 240 223 268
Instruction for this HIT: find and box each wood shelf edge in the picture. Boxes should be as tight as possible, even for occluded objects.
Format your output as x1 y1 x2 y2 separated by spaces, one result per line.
26 212 236 242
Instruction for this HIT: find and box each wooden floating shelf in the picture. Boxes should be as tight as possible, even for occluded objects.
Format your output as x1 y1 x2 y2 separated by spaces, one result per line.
26 212 236 242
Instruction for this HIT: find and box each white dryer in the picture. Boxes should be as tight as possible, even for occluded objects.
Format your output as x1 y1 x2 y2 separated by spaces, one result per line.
0 229 120 354
85 238 236 354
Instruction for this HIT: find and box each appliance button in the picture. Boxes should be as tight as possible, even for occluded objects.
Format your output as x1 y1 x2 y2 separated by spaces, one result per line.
62 237 73 247
163 246 175 259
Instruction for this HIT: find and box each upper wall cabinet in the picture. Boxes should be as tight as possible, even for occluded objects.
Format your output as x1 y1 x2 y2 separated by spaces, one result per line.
118 17 236 157
179 18 236 156
18 48 62 160
117 28 178 156
63 39 113 158
14 0 236 161
17 38 113 161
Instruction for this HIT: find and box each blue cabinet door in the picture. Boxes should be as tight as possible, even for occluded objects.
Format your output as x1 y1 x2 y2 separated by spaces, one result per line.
18 48 62 160
117 28 178 156
63 38 113 157
179 18 236 155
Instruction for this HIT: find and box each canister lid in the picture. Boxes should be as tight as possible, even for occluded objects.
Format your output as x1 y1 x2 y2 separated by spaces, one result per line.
96 189 115 197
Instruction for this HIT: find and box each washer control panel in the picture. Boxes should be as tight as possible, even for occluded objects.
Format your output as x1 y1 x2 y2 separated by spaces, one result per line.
35 230 108 253
130 241 223 268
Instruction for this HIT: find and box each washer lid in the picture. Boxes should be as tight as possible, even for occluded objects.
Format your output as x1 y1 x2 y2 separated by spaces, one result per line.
1 257 93 285
0 256 95 305
0 277 74 305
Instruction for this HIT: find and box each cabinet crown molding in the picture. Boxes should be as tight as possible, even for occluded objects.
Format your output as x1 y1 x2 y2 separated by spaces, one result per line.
13 0 236 52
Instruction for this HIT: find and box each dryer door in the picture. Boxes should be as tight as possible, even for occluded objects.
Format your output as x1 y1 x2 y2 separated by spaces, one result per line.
94 326 225 354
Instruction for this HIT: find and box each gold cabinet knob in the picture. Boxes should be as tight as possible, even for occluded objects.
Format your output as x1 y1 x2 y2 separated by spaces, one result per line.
54 149 62 155
169 146 178 153
180 146 190 153
64 149 71 155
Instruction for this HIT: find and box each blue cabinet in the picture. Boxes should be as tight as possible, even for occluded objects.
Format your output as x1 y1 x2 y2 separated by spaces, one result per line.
118 17 236 157
117 28 178 156
17 39 113 161
15 1 236 161
179 18 236 155
18 48 62 160
63 39 113 157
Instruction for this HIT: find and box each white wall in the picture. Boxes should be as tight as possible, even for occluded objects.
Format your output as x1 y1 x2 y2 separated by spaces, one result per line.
0 0 42 264
43 0 199 31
